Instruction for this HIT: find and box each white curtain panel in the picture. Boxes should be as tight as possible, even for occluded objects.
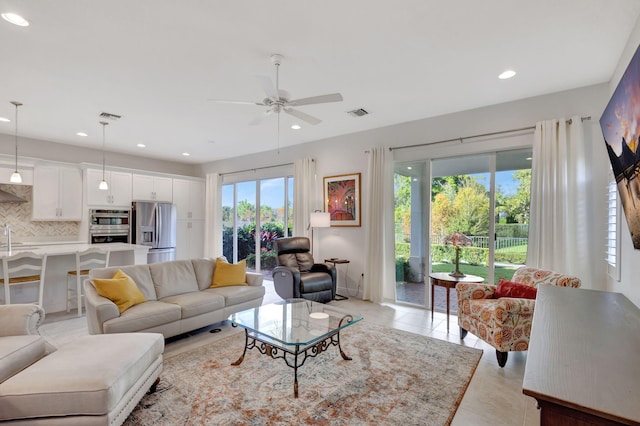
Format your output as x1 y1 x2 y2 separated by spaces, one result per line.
527 116 592 282
293 157 317 238
363 147 396 303
204 173 223 258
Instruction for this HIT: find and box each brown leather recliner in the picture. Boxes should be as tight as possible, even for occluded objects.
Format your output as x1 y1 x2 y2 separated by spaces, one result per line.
272 237 336 303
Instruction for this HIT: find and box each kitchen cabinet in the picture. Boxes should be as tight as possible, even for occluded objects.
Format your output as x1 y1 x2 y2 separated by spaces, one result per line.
32 165 83 221
132 174 173 202
0 165 33 185
176 220 205 260
86 169 132 207
172 179 205 221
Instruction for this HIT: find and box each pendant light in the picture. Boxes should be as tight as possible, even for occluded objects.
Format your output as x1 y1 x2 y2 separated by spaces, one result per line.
9 101 23 183
99 121 109 190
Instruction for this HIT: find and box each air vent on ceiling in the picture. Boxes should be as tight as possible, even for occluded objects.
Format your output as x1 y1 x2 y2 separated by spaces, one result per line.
347 108 369 118
99 112 122 121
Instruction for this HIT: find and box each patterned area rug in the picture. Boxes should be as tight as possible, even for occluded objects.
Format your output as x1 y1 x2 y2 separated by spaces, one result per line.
125 322 482 425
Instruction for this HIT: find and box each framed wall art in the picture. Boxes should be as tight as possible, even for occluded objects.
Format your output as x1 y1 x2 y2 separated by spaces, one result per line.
601 42 640 249
323 173 361 227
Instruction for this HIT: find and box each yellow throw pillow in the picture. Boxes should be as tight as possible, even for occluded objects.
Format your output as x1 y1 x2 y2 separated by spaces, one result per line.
211 258 248 288
93 269 147 313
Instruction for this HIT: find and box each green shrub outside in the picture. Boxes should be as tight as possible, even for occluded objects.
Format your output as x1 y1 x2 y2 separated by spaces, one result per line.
246 250 278 270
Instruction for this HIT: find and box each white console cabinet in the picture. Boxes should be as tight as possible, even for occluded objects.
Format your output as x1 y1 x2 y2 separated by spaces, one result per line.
132 174 173 202
86 169 132 207
32 165 83 221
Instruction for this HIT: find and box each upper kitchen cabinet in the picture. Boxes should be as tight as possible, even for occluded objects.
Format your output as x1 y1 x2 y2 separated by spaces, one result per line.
86 168 132 207
0 165 33 185
132 174 173 202
32 165 83 221
172 179 205 221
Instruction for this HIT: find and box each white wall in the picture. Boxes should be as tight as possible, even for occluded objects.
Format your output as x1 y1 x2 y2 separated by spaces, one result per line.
606 14 640 307
0 133 203 178
202 83 610 299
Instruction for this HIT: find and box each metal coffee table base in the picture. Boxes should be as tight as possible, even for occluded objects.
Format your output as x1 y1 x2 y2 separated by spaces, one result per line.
231 315 354 398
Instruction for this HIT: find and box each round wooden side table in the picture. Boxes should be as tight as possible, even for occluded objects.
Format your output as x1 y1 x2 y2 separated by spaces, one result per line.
429 272 483 332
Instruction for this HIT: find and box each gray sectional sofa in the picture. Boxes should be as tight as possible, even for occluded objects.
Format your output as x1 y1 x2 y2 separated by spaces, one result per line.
84 258 265 339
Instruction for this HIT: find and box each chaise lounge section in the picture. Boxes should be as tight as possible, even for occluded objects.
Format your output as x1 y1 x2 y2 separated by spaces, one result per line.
0 304 164 425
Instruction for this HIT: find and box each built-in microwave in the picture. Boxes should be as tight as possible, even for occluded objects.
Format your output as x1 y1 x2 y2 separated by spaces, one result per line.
89 209 131 244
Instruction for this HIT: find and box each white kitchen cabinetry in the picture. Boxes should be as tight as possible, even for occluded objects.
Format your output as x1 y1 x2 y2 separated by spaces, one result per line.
173 178 205 259
172 179 205 220
0 165 33 185
132 174 173 202
32 165 83 221
86 169 132 207
176 220 205 260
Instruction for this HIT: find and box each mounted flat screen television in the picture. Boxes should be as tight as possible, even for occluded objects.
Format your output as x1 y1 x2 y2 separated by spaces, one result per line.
600 43 640 249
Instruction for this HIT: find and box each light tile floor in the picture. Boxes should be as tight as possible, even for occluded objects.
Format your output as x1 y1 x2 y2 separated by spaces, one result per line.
41 281 539 426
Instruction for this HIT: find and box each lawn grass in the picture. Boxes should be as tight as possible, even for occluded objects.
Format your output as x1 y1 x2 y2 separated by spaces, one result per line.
431 262 519 284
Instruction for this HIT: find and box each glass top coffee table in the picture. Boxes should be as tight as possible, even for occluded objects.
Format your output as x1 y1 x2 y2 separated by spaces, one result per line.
229 299 363 398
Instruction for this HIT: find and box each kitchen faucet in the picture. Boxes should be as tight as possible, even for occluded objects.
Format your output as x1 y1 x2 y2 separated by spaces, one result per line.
3 224 11 253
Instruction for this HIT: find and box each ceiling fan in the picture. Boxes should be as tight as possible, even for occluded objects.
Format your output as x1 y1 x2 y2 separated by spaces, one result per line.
209 54 343 127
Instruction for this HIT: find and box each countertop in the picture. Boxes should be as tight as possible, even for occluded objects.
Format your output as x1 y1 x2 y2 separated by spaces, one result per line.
0 243 149 259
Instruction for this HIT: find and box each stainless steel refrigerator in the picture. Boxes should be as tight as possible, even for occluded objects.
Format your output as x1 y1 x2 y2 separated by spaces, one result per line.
132 201 177 264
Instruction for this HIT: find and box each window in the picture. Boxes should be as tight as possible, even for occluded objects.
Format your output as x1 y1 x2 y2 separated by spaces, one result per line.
606 177 621 281
222 175 293 277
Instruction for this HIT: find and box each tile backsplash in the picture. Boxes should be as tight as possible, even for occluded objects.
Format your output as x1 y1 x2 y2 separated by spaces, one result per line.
0 184 80 238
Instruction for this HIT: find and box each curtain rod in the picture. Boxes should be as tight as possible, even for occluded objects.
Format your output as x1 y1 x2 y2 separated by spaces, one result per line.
388 116 591 152
219 160 302 177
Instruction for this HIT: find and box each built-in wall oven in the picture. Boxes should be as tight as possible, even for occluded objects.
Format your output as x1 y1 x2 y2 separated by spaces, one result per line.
89 209 131 244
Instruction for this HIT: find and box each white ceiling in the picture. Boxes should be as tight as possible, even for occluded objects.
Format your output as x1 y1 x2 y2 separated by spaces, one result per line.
1 0 639 165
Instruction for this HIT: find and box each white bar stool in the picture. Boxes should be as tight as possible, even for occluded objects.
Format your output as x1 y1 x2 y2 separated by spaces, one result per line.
1 252 48 307
66 248 110 316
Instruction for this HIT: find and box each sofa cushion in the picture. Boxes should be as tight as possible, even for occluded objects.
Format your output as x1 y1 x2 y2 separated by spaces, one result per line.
93 270 147 314
0 335 47 383
211 259 248 288
191 258 216 291
206 285 266 307
494 279 538 300
150 260 199 299
161 291 225 319
0 333 163 421
90 265 157 301
102 300 181 334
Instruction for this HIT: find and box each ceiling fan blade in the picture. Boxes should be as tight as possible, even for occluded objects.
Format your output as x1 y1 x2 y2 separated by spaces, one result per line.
256 75 278 100
288 93 343 107
283 107 322 125
208 98 266 106
249 109 274 126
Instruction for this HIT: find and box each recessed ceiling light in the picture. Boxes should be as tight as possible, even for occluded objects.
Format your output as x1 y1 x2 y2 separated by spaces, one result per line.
291 124 301 130
181 152 190 156
76 132 88 137
526 157 532 161
0 117 9 122
2 12 29 27
498 70 516 79
407 166 412 170
137 143 146 148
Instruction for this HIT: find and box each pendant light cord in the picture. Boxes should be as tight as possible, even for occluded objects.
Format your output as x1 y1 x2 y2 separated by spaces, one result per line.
100 121 108 180
14 105 18 171
11 101 22 172
275 59 280 154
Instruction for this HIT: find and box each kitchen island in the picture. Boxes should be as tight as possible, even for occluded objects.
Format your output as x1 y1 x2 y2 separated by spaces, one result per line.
0 243 149 313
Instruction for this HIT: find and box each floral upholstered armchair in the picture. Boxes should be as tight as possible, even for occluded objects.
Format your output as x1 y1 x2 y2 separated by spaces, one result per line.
456 267 581 367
